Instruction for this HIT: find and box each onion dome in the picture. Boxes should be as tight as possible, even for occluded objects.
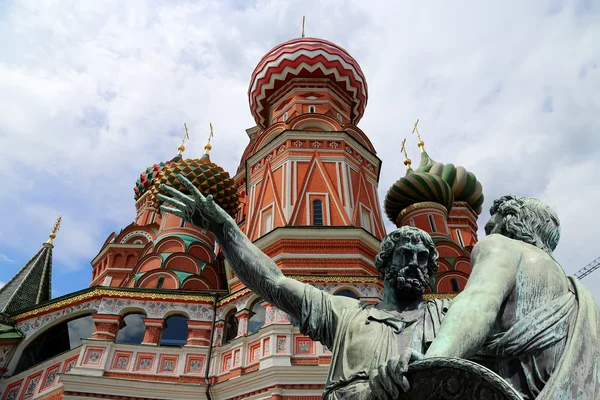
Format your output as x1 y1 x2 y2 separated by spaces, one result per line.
248 37 368 128
384 169 454 225
415 150 484 215
134 155 182 201
151 145 239 218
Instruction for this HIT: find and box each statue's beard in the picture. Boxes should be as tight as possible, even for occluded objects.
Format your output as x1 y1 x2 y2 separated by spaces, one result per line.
384 263 429 299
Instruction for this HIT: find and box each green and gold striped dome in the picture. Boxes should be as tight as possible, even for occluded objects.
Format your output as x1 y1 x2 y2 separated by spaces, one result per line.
384 170 454 225
415 151 484 214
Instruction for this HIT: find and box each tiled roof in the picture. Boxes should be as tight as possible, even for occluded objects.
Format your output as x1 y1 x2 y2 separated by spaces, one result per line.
0 243 53 315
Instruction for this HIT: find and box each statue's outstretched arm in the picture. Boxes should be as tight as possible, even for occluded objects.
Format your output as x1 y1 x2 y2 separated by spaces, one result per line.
158 175 305 319
425 234 519 359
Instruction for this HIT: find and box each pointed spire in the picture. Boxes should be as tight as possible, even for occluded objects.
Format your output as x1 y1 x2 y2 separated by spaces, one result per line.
202 123 214 160
0 219 57 315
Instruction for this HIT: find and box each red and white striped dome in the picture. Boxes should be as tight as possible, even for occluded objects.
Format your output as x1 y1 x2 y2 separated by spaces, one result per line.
248 37 368 128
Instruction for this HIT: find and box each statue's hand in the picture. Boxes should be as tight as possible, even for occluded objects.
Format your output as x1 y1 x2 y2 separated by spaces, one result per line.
368 348 423 399
158 174 229 234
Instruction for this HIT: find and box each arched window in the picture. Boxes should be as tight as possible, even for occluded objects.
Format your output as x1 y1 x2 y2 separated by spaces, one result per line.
337 113 342 123
334 290 359 299
15 314 95 374
223 310 238 344
156 276 165 289
312 199 323 226
160 315 188 347
428 215 437 232
247 300 266 335
308 105 316 113
283 112 288 122
116 313 146 345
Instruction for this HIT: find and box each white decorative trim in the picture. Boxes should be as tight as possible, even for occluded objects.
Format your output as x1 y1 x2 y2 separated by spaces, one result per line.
120 231 153 244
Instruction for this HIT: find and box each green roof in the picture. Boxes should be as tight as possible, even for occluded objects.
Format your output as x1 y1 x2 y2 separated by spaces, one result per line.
0 243 53 315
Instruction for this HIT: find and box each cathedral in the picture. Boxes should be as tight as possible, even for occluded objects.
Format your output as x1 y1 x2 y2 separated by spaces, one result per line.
0 35 483 400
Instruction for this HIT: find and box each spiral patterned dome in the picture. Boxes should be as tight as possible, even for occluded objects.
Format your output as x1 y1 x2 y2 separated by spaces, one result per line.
384 170 454 225
150 154 239 218
248 37 368 128
416 151 484 214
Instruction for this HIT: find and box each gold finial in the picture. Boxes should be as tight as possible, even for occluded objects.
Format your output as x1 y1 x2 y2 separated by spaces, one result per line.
412 119 426 152
400 138 412 169
301 16 305 38
204 123 214 154
178 123 190 154
46 215 62 244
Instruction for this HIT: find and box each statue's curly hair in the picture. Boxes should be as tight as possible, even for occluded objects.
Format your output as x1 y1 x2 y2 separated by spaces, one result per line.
490 195 560 254
374 226 439 278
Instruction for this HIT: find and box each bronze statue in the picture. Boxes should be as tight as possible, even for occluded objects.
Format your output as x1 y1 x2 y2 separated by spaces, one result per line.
369 195 600 399
159 175 449 399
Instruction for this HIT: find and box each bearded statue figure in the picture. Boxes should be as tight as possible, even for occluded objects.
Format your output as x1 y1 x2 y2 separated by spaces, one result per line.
369 195 600 400
158 176 450 400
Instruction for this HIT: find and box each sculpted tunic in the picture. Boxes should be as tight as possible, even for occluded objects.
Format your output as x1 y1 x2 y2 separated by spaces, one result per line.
300 285 449 399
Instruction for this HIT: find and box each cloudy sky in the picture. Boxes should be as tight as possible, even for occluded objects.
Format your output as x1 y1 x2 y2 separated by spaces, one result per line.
0 0 599 302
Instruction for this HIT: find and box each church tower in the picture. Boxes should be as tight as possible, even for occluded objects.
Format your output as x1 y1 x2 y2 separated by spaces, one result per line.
232 37 386 300
384 123 484 293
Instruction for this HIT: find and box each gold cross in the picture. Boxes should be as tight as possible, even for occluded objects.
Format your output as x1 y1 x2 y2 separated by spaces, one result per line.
178 123 190 154
412 119 422 142
401 138 408 160
301 16 305 38
46 215 62 244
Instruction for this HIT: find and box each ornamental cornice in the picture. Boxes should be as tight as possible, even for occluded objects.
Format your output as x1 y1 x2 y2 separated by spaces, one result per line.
13 288 216 320
399 201 449 219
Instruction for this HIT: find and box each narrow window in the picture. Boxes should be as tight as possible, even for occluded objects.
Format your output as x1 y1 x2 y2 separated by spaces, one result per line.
361 209 371 232
451 278 460 292
156 276 165 289
312 199 323 226
456 229 465 247
409 218 415 227
308 105 316 113
150 213 156 224
263 211 273 234
179 218 186 228
428 215 436 232
337 113 342 123
224 310 238 344
283 112 288 122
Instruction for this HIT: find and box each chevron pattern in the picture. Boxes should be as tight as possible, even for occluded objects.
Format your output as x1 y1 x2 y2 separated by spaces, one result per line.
248 38 368 128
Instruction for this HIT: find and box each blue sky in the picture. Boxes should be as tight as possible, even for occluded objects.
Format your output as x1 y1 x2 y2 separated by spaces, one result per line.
1 0 599 301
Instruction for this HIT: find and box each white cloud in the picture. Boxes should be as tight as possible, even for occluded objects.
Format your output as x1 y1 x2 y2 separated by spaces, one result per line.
0 1 598 300
0 254 14 263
